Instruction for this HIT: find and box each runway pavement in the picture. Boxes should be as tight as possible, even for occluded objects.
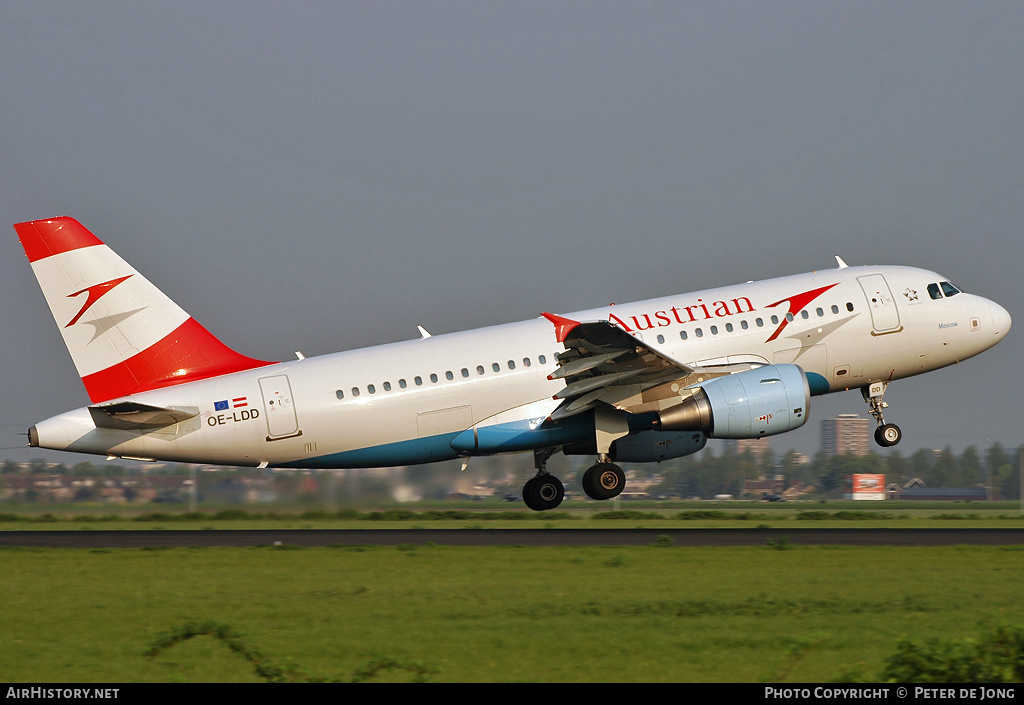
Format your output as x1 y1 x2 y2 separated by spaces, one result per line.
2 528 1024 548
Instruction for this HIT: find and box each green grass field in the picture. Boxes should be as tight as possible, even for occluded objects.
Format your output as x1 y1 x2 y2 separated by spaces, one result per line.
2 500 1023 530
2 542 1023 682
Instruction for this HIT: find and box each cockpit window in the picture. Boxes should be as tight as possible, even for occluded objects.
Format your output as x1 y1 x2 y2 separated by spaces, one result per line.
940 281 960 297
928 282 963 299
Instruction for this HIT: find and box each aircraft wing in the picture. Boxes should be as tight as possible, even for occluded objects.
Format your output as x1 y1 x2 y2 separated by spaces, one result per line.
88 402 199 430
542 312 768 422
542 313 698 421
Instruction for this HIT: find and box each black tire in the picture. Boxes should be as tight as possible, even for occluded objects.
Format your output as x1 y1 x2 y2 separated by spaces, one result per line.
874 423 902 447
582 463 625 500
523 475 564 511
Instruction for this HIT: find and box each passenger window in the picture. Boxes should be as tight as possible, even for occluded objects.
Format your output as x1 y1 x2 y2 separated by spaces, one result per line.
351 387 360 397
383 381 391 391
523 358 531 367
725 323 733 333
801 311 809 319
538 355 547 364
771 315 779 325
741 320 748 330
680 330 688 340
415 376 423 386
461 368 469 378
477 365 485 375
657 334 665 344
756 318 764 327
492 363 500 372
336 390 344 400
507 360 515 370
446 371 454 380
816 308 824 317
367 384 375 394
846 302 854 312
430 373 439 383
831 305 839 314
710 325 718 335
695 328 703 338
399 379 407 389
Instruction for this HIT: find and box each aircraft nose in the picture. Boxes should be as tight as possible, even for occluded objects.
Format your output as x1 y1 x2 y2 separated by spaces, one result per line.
990 300 1011 342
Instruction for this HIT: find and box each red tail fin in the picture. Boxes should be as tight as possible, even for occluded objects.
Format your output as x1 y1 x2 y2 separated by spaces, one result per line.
15 217 275 402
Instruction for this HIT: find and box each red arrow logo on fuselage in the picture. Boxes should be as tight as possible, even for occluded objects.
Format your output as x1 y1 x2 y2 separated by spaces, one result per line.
763 283 840 343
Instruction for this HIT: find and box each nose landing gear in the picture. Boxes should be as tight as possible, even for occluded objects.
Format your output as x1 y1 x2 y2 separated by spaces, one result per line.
863 381 902 447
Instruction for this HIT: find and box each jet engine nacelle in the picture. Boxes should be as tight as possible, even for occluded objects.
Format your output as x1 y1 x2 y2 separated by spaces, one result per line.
563 429 707 463
610 429 707 463
653 364 810 439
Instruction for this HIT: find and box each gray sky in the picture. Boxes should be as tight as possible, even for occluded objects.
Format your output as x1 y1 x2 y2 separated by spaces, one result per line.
1 2 1021 466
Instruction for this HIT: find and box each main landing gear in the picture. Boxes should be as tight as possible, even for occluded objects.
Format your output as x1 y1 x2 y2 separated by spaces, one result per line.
581 458 626 501
521 448 628 511
521 407 631 511
862 381 902 447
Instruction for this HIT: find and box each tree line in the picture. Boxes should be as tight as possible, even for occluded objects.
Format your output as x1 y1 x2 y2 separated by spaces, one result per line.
647 442 1024 500
4 441 1023 502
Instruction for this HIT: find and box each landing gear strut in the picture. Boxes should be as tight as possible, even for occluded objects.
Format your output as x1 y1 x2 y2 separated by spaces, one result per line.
581 406 629 501
862 381 902 447
522 448 564 511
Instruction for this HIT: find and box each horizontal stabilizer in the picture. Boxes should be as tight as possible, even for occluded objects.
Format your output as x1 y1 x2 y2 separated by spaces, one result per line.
88 402 199 430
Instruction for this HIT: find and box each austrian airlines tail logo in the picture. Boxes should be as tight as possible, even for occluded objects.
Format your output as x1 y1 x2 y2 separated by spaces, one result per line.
763 283 839 343
64 275 134 328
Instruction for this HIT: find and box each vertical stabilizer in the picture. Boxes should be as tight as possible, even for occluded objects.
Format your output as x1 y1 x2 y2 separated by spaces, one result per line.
15 217 275 402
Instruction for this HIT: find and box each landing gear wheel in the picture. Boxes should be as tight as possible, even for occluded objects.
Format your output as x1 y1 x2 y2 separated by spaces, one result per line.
582 462 626 501
522 475 564 511
874 423 902 448
863 383 902 448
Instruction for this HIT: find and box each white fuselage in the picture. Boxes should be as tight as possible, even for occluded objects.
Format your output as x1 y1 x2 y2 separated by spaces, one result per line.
31 264 1010 468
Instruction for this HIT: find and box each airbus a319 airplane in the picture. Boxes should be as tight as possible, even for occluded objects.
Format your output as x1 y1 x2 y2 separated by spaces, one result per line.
15 217 1011 510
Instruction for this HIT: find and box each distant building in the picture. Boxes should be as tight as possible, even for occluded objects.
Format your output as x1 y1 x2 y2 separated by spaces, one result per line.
742 476 815 500
724 437 771 461
742 475 784 499
821 414 870 457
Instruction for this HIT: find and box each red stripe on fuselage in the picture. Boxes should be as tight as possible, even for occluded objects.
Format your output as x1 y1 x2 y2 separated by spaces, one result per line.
14 217 104 263
80 317 276 403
